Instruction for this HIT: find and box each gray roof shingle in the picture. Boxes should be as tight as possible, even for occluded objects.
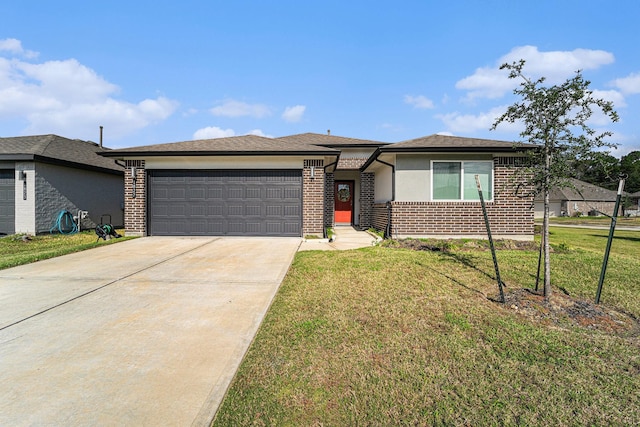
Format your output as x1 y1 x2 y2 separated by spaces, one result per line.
277 132 389 147
544 178 622 202
382 134 535 152
102 134 340 157
0 134 123 173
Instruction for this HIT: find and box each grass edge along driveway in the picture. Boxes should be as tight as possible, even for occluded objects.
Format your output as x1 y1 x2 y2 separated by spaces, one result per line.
214 227 640 426
0 231 134 270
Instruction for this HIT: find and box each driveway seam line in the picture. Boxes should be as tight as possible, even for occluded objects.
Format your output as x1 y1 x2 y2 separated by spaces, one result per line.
0 237 221 332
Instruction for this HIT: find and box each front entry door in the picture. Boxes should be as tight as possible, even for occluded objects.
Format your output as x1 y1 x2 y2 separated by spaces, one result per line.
334 181 354 224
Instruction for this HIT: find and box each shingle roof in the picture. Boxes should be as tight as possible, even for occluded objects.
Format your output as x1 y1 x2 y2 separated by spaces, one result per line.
0 134 123 174
101 134 339 157
544 178 620 202
382 134 536 152
277 132 389 148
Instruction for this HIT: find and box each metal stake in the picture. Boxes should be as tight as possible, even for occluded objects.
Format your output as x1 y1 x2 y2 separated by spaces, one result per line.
476 175 505 303
595 178 625 304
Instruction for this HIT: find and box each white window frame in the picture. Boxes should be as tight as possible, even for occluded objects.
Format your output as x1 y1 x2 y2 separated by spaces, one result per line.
430 160 494 201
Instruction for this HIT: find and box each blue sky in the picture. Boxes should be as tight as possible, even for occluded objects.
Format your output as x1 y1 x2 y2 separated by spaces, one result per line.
1 1 639 154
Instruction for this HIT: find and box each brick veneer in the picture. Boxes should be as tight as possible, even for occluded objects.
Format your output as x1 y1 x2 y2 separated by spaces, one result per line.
124 160 146 236
324 172 335 228
359 172 374 229
337 157 368 169
372 158 534 239
303 159 325 236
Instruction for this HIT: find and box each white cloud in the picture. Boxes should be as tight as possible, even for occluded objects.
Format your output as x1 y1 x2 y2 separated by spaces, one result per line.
404 95 435 109
0 38 38 58
193 126 236 139
611 72 640 95
437 106 518 134
0 39 177 140
281 105 306 122
592 89 626 108
246 129 273 138
210 99 271 118
457 45 615 101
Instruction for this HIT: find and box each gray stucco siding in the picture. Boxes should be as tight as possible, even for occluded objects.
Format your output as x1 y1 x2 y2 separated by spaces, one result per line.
35 162 124 233
395 153 493 202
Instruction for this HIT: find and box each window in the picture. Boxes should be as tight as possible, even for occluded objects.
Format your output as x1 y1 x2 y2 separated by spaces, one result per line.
432 160 493 201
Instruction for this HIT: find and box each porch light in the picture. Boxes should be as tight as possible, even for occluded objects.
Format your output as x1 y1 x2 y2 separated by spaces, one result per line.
310 166 315 179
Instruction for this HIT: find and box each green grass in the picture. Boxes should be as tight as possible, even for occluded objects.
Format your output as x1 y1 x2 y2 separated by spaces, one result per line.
543 216 640 227
0 231 134 270
214 227 640 426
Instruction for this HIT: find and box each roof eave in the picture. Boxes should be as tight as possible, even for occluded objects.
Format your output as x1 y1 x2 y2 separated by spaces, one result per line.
100 150 340 158
379 146 534 153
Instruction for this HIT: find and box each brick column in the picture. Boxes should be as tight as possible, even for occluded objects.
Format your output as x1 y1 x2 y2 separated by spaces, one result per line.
359 172 374 230
124 160 146 236
303 159 324 237
324 172 335 228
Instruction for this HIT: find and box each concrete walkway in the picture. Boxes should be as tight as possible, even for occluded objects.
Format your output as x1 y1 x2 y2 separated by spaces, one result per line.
0 237 300 426
298 226 379 251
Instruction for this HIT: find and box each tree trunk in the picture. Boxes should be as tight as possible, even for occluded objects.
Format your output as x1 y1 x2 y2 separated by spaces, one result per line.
543 147 552 298
543 188 551 298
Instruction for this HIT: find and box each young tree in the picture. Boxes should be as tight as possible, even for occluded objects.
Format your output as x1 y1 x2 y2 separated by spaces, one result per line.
492 60 618 298
620 151 640 193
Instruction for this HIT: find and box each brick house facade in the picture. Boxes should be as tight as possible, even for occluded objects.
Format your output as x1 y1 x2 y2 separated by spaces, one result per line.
104 133 535 240
371 157 533 238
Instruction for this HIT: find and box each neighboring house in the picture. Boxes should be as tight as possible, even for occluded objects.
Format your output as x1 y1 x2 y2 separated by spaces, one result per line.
629 191 640 216
102 132 535 240
533 178 621 218
0 135 124 235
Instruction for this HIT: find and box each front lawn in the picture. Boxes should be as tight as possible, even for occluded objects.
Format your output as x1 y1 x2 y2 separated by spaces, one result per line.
213 227 640 426
0 230 133 270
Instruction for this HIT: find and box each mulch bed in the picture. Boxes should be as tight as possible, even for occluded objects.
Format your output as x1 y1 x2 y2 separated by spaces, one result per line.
501 288 640 338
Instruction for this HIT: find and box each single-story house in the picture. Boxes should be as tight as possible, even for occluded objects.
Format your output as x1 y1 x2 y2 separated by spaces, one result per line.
101 132 535 240
0 134 124 235
533 178 622 218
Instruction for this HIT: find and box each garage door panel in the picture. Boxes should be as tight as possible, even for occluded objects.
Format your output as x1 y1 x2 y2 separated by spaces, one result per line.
0 169 15 235
148 170 302 236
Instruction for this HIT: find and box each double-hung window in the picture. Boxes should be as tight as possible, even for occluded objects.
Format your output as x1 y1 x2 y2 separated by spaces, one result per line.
432 160 493 201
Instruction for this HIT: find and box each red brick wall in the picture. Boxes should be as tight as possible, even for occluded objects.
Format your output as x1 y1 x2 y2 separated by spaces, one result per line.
124 160 146 236
303 159 325 236
372 158 534 239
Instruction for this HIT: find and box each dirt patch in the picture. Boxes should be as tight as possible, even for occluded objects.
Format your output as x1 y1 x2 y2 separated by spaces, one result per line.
384 237 539 252
499 288 640 337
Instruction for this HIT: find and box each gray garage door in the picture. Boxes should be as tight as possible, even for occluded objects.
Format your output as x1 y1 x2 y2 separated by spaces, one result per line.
148 170 302 236
0 169 15 235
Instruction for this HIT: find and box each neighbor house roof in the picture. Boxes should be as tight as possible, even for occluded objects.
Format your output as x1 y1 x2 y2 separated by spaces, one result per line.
540 178 620 202
0 134 123 174
361 134 536 170
277 132 389 148
101 134 340 157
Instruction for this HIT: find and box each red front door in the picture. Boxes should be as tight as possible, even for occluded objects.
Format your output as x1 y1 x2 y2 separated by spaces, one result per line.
334 181 354 224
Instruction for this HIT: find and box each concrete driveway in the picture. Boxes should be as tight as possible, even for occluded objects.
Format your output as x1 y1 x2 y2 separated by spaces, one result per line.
0 236 300 426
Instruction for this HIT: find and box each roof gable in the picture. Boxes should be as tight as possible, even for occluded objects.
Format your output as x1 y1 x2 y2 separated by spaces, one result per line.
382 134 535 152
278 132 389 148
0 134 123 173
